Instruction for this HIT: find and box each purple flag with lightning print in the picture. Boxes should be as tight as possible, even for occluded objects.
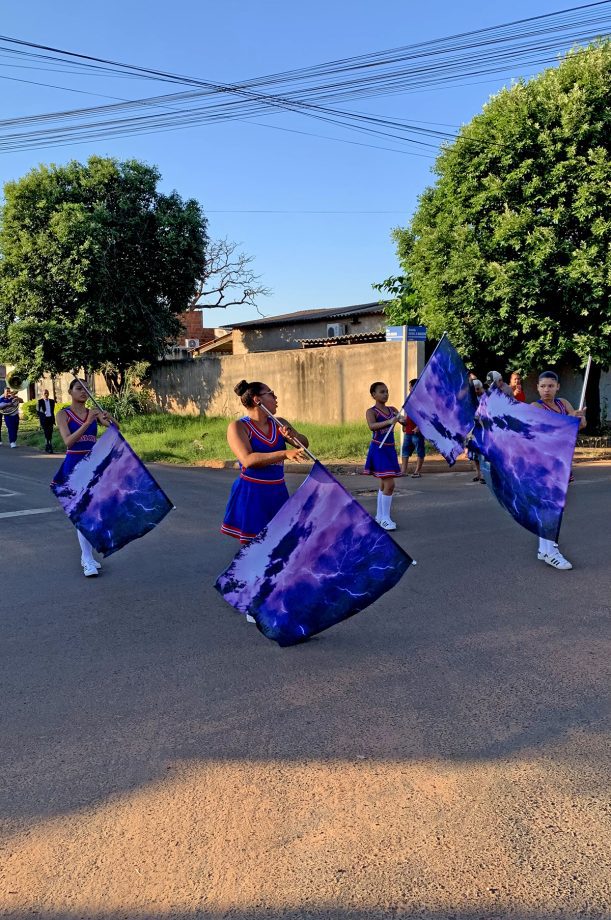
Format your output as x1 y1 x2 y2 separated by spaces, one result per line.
51 425 173 556
473 389 580 541
216 461 412 646
402 335 477 465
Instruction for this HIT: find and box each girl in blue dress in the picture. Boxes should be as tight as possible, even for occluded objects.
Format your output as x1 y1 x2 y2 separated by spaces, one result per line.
221 380 309 545
364 381 401 531
55 379 115 577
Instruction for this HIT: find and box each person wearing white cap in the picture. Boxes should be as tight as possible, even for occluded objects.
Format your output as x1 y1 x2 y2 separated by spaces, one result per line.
485 371 514 398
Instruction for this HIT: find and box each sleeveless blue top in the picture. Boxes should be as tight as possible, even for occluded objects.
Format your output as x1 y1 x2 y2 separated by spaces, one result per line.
64 407 98 456
237 416 286 483
370 406 398 443
536 398 568 415
221 415 289 543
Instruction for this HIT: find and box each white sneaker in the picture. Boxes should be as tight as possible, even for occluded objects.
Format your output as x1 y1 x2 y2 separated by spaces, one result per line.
81 557 101 570
10 442 17 448
83 562 99 577
246 614 256 623
378 519 397 531
538 547 573 570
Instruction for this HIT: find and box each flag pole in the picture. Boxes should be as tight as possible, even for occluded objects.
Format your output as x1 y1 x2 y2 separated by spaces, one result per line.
377 411 402 449
578 355 592 411
379 330 446 449
70 371 108 415
259 404 318 463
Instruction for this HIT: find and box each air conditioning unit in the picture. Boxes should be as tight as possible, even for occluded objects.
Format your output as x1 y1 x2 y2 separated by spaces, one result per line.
185 338 200 349
327 323 347 337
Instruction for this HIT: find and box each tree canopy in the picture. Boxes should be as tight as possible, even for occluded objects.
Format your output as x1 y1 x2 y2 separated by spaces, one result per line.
0 156 207 390
391 43 611 392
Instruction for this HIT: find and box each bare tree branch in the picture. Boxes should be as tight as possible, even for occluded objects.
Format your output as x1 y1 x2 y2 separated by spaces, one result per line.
187 238 271 313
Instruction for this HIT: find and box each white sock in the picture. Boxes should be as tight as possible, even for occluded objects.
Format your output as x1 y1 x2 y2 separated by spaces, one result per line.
77 530 95 565
380 493 393 521
538 537 555 556
376 490 384 519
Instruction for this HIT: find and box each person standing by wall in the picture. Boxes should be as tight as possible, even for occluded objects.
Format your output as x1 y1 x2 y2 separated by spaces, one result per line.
400 378 426 478
0 388 23 447
37 388 56 453
509 371 526 402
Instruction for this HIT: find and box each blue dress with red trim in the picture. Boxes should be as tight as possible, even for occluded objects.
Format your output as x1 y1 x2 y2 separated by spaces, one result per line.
363 405 401 478
221 416 289 544
53 408 98 481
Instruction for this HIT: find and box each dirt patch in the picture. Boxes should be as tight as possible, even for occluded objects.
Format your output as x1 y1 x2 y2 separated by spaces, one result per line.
2 743 609 918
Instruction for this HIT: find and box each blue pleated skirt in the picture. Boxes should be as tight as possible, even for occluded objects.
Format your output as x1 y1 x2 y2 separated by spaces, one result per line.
221 474 290 543
363 440 401 478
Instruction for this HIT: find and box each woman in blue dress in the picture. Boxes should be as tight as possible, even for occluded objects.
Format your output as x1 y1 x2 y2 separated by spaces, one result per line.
55 379 115 577
221 380 309 545
364 381 401 531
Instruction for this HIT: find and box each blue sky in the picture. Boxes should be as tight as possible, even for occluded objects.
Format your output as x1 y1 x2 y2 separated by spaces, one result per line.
0 0 599 328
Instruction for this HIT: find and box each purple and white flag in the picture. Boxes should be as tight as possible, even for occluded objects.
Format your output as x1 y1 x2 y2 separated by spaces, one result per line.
216 461 412 646
473 389 580 541
51 425 173 556
402 335 476 465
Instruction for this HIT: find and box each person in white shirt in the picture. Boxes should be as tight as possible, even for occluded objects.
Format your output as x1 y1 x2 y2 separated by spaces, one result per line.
37 388 56 453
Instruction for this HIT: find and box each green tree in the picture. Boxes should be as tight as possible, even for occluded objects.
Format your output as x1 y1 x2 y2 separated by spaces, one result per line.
0 156 207 391
392 43 611 429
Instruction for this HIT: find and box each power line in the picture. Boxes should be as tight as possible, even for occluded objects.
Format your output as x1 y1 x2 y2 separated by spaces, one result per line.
0 2 608 153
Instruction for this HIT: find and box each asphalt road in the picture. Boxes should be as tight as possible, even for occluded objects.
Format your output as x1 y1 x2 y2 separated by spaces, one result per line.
0 446 610 920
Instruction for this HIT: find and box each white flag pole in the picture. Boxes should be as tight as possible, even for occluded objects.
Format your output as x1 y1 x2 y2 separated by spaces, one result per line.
578 355 592 411
379 329 445 449
377 412 402 449
70 371 108 415
259 404 318 463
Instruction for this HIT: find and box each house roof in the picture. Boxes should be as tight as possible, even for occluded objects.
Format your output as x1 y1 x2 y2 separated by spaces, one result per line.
299 331 386 348
191 332 233 355
222 301 386 330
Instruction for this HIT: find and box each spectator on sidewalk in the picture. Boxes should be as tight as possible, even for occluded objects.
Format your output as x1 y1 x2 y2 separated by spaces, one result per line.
486 370 514 398
509 371 526 402
400 378 426 478
467 379 486 483
37 388 56 453
0 388 23 448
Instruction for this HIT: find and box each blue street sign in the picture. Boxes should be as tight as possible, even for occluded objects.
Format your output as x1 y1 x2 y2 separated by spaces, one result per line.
385 325 427 341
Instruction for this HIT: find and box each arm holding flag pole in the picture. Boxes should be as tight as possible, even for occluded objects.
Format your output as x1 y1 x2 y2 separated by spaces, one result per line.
259 403 317 463
70 371 119 430
377 409 404 449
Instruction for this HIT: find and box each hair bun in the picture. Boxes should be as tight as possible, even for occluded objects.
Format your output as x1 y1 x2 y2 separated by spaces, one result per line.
234 380 250 397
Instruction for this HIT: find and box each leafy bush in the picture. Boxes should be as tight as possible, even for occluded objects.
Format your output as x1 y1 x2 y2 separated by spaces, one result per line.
21 399 69 420
20 399 39 421
93 387 155 422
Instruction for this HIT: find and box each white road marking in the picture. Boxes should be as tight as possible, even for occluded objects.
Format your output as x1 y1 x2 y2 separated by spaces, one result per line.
0 507 57 519
0 487 20 498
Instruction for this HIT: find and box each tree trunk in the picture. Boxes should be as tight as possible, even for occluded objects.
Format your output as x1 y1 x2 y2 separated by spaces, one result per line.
102 367 123 395
584 362 602 434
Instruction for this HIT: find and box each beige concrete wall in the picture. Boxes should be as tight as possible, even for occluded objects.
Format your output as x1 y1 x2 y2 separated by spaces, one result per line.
233 315 385 354
37 371 111 404
148 340 423 423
